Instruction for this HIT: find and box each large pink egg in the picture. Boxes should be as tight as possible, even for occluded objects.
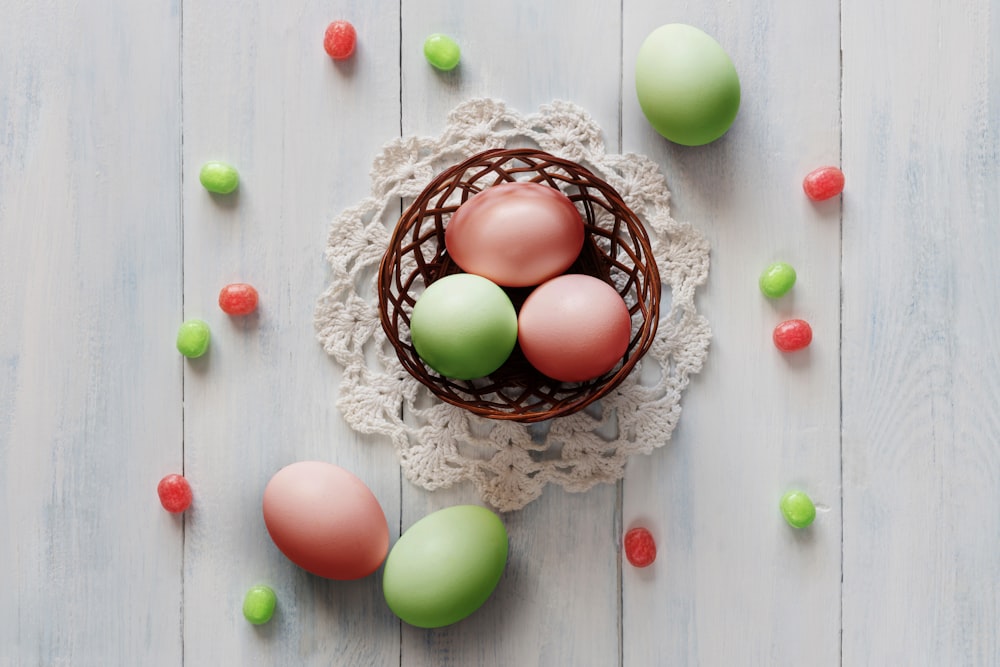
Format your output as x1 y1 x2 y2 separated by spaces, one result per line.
262 461 389 580
444 181 585 287
517 274 632 383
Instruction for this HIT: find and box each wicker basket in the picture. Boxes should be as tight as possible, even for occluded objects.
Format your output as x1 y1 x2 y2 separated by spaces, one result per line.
377 148 660 423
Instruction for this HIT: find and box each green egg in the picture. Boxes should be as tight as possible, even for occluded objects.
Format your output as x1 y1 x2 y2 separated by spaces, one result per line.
409 274 517 380
199 160 240 194
383 505 508 628
635 24 741 146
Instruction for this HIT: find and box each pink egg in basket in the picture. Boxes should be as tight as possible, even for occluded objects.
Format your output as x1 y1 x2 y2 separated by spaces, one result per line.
517 274 632 383
444 181 585 288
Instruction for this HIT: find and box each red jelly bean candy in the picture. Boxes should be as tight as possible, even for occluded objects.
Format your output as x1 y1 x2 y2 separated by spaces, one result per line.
158 474 193 513
324 20 356 60
773 319 813 352
802 166 845 201
624 527 657 568
219 283 259 316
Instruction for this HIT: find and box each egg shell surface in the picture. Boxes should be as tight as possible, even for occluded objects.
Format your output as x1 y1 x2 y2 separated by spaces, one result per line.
383 505 508 628
409 273 518 380
262 461 389 580
517 274 632 383
635 23 741 146
444 181 585 287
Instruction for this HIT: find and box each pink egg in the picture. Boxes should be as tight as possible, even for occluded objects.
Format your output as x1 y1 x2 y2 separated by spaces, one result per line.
517 274 632 383
262 461 389 580
444 181 585 287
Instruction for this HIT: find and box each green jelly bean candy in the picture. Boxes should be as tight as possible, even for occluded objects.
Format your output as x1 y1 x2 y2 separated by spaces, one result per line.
199 161 240 194
759 262 796 298
176 319 211 358
242 585 277 625
780 489 816 529
423 33 461 71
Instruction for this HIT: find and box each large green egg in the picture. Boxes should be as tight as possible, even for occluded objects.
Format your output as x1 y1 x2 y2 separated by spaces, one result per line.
635 24 741 146
383 505 508 628
409 273 517 380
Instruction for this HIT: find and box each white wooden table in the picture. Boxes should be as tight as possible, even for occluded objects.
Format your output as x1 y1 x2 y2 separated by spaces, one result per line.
2 1 998 664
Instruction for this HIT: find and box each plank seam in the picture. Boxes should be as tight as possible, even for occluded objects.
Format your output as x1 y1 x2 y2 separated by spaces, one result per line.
398 3 405 666
617 1 625 665
837 0 845 665
179 1 187 665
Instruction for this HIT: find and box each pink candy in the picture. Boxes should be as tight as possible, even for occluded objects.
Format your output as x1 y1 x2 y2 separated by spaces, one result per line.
324 20 356 60
802 166 845 201
218 283 259 316
773 319 813 352
623 527 657 568
157 474 193 513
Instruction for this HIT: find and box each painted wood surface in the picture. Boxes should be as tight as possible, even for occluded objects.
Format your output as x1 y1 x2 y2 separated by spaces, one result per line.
397 4 624 667
841 0 1000 664
0 1 184 664
621 2 843 664
179 2 403 665
1 0 998 665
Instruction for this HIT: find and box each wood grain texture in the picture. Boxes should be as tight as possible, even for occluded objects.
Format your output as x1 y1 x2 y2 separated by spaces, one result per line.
621 2 843 664
180 2 402 664
0 0 184 664
2 0 1000 664
842 0 1000 663
398 3 625 666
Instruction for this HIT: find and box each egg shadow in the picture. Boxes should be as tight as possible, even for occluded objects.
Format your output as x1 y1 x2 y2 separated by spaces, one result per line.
654 125 741 213
300 568 399 635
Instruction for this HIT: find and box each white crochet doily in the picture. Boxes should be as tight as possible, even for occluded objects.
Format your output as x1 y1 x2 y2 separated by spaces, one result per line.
315 98 711 512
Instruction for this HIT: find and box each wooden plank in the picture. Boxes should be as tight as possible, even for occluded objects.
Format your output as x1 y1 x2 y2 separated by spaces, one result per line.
7 1 998 664
0 0 183 663
180 2 402 664
842 0 1000 662
621 3 843 664
397 2 624 665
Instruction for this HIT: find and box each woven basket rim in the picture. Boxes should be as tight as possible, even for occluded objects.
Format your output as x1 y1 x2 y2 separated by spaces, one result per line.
377 148 661 423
